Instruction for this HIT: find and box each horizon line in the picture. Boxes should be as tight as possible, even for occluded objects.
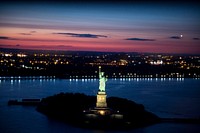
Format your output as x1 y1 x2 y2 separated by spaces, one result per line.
1 47 200 55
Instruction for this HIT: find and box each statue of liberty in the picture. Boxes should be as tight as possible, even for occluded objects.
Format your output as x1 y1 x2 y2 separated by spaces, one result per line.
99 66 107 92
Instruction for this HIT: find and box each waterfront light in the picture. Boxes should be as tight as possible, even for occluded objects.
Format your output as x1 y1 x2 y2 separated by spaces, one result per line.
99 110 105 115
11 80 13 84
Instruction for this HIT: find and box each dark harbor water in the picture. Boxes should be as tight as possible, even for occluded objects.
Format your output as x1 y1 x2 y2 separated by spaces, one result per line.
0 78 200 133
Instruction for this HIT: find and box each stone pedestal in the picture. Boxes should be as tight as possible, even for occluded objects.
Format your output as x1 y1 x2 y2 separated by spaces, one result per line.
96 91 107 108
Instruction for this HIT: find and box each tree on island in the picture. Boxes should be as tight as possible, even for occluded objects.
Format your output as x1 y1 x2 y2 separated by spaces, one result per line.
37 92 160 130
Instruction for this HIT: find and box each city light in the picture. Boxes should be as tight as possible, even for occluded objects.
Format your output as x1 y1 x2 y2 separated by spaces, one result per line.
0 50 199 78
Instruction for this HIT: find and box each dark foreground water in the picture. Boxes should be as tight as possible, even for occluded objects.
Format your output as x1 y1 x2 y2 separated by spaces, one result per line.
0 78 200 133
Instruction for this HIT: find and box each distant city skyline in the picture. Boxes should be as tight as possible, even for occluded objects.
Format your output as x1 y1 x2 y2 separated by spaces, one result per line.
0 1 200 54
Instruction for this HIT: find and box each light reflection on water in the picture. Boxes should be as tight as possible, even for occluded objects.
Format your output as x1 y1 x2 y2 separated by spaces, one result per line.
1 78 199 117
0 78 200 133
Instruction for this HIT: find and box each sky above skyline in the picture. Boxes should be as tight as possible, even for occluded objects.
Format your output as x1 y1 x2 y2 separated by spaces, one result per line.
0 1 200 54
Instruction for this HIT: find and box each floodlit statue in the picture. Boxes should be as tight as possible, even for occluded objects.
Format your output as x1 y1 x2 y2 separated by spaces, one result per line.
99 66 107 92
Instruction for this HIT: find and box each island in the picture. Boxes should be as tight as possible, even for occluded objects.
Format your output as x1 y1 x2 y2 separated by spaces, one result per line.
36 92 160 130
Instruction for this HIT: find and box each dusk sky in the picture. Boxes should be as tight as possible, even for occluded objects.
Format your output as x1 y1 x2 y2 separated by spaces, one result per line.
0 1 200 54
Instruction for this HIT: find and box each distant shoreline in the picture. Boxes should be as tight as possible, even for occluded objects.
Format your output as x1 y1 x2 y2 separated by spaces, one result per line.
1 48 200 78
0 76 199 80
